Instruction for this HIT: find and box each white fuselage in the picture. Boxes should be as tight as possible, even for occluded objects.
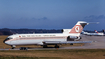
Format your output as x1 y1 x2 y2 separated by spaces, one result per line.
5 33 80 46
87 33 104 36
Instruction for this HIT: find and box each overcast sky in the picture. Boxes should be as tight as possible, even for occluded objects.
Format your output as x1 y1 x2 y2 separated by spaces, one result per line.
0 0 105 30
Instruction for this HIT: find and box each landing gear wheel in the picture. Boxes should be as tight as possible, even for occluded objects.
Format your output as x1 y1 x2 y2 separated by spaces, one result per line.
20 47 28 50
55 45 59 48
70 43 73 45
12 47 15 49
11 45 16 49
43 45 48 48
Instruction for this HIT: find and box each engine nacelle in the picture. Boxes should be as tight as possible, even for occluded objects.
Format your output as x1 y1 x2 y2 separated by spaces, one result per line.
61 29 71 33
69 36 82 40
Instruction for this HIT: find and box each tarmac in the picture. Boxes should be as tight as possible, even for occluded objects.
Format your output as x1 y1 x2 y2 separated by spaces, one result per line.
61 35 105 49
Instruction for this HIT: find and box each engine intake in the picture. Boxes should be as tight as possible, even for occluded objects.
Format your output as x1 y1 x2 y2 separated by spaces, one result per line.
69 36 82 40
61 29 71 33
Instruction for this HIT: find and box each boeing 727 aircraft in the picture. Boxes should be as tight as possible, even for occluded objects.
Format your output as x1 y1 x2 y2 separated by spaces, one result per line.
3 21 92 50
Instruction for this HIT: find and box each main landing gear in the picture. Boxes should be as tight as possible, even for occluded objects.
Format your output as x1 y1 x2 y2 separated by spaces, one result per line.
19 47 28 50
43 45 59 48
43 45 48 48
70 43 73 45
54 45 59 48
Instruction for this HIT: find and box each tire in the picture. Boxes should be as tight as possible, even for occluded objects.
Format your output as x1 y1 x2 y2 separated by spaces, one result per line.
55 45 59 48
12 47 15 49
20 47 28 50
70 43 73 45
43 45 47 48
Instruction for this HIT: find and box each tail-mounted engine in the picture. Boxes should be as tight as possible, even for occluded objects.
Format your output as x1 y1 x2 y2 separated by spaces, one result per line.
61 29 71 33
69 36 81 39
67 36 82 41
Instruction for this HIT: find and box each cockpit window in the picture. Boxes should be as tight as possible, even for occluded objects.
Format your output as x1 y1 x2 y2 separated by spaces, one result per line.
5 37 13 41
3 37 13 43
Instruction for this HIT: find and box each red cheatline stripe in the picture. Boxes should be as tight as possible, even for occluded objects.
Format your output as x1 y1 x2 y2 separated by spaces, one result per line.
6 36 67 41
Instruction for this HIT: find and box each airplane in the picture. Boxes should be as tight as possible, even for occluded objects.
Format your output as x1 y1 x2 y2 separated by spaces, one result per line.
82 30 105 36
3 21 92 50
95 30 105 36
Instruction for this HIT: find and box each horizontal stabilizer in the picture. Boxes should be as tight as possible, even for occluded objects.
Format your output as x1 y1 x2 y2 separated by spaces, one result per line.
88 22 99 24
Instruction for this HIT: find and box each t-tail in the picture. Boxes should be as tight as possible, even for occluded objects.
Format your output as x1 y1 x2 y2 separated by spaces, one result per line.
69 21 88 34
68 21 88 41
62 21 88 36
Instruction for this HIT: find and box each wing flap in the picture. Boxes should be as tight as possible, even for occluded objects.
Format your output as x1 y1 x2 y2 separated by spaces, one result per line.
43 41 93 45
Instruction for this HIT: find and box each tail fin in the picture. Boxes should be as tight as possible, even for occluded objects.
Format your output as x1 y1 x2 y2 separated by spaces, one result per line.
103 30 105 34
69 21 88 33
95 30 98 33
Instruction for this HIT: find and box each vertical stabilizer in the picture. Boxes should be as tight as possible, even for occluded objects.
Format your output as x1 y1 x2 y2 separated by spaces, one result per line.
69 21 88 33
95 30 98 33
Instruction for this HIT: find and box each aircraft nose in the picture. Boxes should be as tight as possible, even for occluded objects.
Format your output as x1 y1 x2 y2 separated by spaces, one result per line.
4 41 9 44
3 41 10 45
3 40 6 43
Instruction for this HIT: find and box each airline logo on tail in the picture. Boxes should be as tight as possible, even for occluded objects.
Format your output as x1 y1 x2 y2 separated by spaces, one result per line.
70 25 83 33
95 30 98 33
69 21 87 33
75 26 79 32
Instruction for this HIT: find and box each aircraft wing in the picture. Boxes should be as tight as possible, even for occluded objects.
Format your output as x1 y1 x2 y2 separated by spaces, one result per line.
43 41 93 45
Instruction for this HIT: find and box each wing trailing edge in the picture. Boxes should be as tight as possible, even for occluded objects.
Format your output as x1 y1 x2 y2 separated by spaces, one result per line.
43 41 93 45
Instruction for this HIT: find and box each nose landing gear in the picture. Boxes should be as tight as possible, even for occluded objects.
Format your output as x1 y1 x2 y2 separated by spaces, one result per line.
11 45 16 49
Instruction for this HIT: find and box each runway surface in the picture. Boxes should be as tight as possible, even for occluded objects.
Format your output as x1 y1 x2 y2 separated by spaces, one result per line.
0 35 105 50
61 35 105 49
